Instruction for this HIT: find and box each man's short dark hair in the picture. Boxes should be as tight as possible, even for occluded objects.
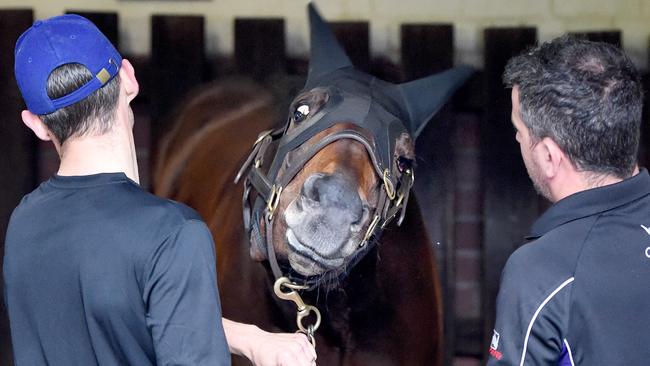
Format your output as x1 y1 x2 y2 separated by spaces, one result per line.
503 35 643 179
40 63 120 145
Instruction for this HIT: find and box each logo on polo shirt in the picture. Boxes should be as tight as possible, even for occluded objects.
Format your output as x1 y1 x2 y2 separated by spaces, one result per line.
640 226 650 259
489 330 503 360
640 225 650 236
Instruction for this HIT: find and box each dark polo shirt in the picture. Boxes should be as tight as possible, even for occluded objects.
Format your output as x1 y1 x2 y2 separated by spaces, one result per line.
4 173 230 365
488 169 650 366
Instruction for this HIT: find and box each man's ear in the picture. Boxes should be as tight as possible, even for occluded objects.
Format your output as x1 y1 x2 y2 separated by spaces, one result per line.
119 59 139 103
21 110 52 142
534 137 564 178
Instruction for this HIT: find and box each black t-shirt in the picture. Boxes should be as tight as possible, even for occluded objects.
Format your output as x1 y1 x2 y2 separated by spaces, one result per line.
3 173 230 365
488 170 650 366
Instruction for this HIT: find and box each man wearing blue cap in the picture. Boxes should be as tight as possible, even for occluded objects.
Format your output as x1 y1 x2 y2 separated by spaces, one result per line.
4 14 315 366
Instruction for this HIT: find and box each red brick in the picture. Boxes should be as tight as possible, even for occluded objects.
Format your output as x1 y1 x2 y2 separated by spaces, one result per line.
454 221 482 250
454 283 481 318
454 356 482 366
453 113 481 149
455 151 481 183
455 252 482 282
454 188 482 216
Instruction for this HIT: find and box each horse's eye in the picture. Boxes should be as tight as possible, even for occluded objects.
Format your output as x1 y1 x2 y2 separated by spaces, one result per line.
397 156 414 173
293 104 310 123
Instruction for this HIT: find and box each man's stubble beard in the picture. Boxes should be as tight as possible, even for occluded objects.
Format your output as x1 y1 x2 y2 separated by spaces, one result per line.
526 154 553 201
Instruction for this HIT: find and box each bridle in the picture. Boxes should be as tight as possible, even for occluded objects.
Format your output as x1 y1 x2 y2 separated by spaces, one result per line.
234 80 416 290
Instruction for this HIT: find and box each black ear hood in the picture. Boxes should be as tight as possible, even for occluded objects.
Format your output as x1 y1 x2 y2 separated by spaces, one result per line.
304 2 473 140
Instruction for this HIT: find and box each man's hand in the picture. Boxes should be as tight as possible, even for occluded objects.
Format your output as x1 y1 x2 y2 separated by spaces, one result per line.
246 329 316 366
223 318 317 366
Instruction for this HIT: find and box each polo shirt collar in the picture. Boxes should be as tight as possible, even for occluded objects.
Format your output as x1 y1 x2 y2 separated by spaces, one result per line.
528 169 650 239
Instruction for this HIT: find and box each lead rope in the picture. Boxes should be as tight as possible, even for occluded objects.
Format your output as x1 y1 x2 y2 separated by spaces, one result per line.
273 277 321 348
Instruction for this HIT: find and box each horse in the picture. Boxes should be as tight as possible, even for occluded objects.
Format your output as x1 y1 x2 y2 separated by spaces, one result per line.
154 4 471 365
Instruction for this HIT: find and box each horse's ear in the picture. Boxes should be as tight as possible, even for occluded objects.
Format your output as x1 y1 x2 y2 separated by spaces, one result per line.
397 65 474 139
306 2 353 86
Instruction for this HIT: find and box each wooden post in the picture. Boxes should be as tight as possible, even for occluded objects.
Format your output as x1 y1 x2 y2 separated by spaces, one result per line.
569 31 622 46
400 23 460 364
401 24 453 80
150 15 205 162
330 21 370 72
234 18 286 81
0 9 35 366
482 27 538 360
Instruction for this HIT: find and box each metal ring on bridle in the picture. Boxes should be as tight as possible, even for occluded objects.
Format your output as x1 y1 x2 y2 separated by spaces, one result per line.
395 192 405 208
383 169 396 200
362 214 381 245
266 185 283 220
254 129 273 145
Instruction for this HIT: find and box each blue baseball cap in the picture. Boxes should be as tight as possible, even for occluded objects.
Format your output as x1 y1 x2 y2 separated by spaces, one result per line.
14 14 122 115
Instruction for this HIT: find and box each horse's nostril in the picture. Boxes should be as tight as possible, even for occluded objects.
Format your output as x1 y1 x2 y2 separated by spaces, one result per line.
351 205 369 227
302 173 324 204
301 173 362 216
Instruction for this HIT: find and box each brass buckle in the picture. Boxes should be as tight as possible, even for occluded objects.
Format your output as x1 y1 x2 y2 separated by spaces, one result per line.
267 185 283 221
254 129 273 146
395 192 405 208
394 169 413 208
361 214 381 246
383 169 396 200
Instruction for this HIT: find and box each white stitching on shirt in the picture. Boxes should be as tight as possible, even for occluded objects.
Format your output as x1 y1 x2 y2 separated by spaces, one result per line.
519 277 575 366
563 339 575 366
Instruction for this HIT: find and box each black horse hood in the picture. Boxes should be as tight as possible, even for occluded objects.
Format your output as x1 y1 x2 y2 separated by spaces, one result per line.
236 3 474 287
303 2 473 140
269 3 474 182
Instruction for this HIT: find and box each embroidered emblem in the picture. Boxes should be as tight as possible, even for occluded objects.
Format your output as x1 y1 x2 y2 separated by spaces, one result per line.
491 330 500 350
489 330 503 360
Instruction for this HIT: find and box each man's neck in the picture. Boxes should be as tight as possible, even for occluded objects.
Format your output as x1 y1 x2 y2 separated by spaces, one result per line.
550 166 638 202
57 122 139 184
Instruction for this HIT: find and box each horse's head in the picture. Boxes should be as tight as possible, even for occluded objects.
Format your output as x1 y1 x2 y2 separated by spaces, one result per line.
237 4 472 286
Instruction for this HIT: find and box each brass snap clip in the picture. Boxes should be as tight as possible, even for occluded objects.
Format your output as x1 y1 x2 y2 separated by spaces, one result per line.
273 277 321 333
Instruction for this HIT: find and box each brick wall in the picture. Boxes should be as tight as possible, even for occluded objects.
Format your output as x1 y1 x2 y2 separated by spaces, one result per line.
453 114 482 318
452 113 483 365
